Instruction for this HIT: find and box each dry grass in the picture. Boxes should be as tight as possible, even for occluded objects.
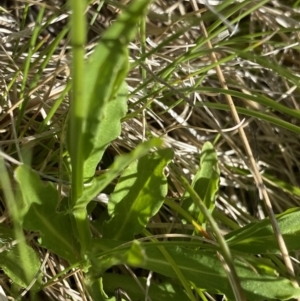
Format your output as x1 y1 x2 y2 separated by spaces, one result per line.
0 0 300 300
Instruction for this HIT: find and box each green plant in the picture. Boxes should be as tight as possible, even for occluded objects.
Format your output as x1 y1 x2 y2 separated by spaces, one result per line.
1 0 300 300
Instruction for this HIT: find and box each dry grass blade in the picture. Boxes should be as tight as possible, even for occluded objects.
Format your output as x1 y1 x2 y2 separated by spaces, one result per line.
1 0 300 300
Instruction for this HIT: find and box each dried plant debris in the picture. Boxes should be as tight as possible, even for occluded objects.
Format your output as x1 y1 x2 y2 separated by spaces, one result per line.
0 0 300 300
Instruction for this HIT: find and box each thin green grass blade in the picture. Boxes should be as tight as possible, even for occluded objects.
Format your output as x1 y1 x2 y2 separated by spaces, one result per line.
39 81 71 133
30 26 69 91
263 174 300 198
196 102 300 134
193 86 300 121
225 207 300 254
17 5 45 129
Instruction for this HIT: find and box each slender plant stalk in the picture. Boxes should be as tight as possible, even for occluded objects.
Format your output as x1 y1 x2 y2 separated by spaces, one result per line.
68 0 87 204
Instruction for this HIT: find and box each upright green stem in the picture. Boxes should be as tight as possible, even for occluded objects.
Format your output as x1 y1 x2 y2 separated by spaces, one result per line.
68 0 87 205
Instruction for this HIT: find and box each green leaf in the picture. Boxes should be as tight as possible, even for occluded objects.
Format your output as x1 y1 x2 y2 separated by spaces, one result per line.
126 240 145 266
79 0 151 170
75 138 163 211
225 207 300 254
0 224 41 290
15 165 80 263
83 81 128 179
103 148 174 240
66 0 152 250
67 0 150 206
72 139 163 261
90 239 300 300
89 240 146 273
139 246 300 301
182 142 220 225
102 273 189 301
85 276 109 301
